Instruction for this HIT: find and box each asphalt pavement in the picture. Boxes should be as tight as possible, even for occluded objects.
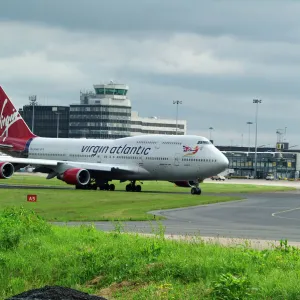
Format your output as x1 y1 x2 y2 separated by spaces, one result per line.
3 178 300 242
55 190 300 242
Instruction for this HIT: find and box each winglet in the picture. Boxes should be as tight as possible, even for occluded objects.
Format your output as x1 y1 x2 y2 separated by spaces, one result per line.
0 144 13 149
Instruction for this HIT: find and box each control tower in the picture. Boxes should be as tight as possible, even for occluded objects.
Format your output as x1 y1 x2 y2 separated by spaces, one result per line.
71 81 131 139
80 81 131 107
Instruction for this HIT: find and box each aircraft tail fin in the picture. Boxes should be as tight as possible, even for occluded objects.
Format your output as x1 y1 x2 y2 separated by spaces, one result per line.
0 86 36 152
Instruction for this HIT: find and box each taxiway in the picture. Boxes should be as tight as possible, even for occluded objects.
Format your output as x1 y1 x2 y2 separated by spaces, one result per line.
57 190 300 242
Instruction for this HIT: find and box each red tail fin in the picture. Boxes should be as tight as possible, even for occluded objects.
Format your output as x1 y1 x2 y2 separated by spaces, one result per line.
0 86 36 152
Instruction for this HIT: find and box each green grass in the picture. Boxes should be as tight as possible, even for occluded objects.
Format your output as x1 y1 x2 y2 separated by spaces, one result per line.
2 173 296 194
0 188 241 221
4 173 66 186
1 207 300 300
0 174 294 221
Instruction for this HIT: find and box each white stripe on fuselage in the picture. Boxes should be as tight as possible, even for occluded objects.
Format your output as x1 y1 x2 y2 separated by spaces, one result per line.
27 135 225 180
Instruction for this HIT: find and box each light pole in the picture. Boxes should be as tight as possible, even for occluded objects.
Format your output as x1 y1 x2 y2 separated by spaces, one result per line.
173 100 182 135
209 127 214 141
56 112 61 138
29 95 37 133
253 99 262 178
284 127 287 141
246 121 253 152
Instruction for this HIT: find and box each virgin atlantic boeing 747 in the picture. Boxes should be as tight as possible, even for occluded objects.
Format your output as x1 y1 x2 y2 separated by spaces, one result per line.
0 86 228 195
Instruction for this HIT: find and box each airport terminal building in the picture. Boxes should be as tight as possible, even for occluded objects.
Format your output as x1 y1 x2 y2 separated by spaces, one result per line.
19 105 70 138
217 145 300 179
131 111 186 136
19 82 187 139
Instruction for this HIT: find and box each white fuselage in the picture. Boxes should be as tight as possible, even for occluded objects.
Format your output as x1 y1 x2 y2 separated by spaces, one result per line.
27 134 228 181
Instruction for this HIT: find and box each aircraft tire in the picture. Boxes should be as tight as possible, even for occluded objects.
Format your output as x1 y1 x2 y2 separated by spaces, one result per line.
88 183 97 190
126 184 132 192
75 185 85 190
135 185 142 192
109 184 115 191
191 187 201 195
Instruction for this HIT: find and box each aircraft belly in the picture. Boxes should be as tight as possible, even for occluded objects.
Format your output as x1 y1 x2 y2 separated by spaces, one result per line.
140 164 197 181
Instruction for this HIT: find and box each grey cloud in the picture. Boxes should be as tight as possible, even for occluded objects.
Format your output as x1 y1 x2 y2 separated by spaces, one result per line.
121 78 300 146
133 73 300 99
1 1 300 146
1 0 300 42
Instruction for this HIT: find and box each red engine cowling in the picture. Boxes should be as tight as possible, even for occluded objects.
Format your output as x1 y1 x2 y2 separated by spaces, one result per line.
0 162 14 179
60 168 90 186
173 180 198 188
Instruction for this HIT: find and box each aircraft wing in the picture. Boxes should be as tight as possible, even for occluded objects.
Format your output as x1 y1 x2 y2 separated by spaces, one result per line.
0 157 146 176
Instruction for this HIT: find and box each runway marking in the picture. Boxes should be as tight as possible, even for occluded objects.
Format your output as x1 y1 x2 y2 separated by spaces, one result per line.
272 207 300 220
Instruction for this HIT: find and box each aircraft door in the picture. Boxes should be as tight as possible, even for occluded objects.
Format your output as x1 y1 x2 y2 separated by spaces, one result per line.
62 146 68 161
138 155 144 167
138 155 150 177
174 154 181 166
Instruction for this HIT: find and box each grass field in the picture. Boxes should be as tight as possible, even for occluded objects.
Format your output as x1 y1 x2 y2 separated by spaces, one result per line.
0 188 241 221
2 173 296 194
0 174 295 221
1 208 300 300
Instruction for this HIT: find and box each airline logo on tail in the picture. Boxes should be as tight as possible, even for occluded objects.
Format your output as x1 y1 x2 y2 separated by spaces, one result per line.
0 86 36 151
183 145 200 156
0 98 22 142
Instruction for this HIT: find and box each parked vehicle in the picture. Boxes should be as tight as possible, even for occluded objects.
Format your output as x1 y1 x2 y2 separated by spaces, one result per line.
211 175 226 181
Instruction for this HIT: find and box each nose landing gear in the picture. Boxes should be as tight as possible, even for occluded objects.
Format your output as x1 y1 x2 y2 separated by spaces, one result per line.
191 180 201 195
191 187 201 195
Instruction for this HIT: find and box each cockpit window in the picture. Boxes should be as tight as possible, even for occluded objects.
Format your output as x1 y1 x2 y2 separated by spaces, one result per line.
197 141 211 145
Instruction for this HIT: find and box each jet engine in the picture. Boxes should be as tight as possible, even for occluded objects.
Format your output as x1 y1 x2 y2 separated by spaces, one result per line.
59 168 90 186
0 162 15 179
173 180 198 188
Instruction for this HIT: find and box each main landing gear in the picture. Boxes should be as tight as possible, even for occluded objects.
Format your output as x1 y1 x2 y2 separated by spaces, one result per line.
75 183 98 190
75 178 115 191
96 178 115 191
76 183 115 190
125 180 142 192
99 183 115 191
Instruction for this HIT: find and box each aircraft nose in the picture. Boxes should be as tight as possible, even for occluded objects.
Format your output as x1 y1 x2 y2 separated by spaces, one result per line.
218 152 229 169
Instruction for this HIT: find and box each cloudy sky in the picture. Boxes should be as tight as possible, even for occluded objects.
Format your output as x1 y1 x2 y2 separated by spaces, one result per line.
1 0 300 147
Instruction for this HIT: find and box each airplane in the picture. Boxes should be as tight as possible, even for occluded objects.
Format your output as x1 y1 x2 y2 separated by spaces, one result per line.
0 86 229 195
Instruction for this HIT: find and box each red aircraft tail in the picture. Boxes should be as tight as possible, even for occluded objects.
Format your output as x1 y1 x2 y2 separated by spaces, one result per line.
0 86 36 152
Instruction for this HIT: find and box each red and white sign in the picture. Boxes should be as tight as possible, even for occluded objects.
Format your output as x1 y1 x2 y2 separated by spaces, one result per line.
27 195 37 202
